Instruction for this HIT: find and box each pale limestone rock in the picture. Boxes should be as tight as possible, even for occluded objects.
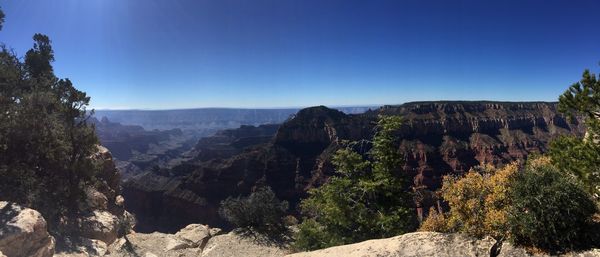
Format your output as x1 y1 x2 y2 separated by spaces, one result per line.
568 249 600 257
286 232 494 257
165 237 193 251
209 227 223 236
79 210 119 245
201 231 289 257
106 237 128 254
106 232 202 257
175 224 211 247
0 202 55 257
115 195 125 207
76 238 108 256
286 232 600 257
496 241 536 257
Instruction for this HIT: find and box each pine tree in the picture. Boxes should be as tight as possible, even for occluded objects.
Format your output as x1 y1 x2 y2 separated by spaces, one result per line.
0 12 100 229
294 115 417 251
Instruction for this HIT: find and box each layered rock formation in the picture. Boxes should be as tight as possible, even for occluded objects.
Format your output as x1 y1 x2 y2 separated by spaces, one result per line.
123 101 584 232
92 118 200 179
191 124 280 162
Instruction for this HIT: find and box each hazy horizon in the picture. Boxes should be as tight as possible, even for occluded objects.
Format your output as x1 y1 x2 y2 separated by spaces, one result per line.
2 0 600 109
91 99 564 111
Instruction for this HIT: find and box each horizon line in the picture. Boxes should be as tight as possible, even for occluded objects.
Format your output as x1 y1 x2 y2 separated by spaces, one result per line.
90 100 560 112
91 104 384 112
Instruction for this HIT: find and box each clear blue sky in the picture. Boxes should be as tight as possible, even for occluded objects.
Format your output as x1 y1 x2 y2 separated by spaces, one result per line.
1 0 599 109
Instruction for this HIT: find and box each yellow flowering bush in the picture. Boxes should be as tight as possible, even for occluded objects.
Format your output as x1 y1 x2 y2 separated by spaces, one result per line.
420 163 518 238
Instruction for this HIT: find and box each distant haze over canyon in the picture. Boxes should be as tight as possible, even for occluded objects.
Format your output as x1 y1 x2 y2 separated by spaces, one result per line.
94 106 377 131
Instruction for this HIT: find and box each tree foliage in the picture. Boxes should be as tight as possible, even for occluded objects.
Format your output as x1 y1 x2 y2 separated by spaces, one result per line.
0 20 99 228
548 136 600 198
558 69 600 123
0 7 4 31
294 115 417 251
553 68 600 198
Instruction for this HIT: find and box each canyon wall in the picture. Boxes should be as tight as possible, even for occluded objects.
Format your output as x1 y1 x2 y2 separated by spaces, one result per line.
122 101 584 232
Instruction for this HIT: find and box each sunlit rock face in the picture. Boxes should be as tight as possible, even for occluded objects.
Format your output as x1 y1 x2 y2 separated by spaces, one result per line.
0 202 56 257
123 101 584 232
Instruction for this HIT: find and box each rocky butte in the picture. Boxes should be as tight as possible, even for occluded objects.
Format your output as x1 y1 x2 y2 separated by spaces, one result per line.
121 101 584 232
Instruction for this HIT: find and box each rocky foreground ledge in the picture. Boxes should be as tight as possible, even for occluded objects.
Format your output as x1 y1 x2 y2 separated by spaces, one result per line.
2 201 600 257
288 232 600 257
0 201 289 257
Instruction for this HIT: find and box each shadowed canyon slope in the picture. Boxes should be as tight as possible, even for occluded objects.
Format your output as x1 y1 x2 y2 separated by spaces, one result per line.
122 101 584 232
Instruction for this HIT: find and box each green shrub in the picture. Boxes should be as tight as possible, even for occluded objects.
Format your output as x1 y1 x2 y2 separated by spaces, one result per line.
508 163 598 252
292 219 341 251
219 186 289 239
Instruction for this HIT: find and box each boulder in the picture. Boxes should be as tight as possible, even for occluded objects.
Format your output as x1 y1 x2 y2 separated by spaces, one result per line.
174 224 212 247
84 188 109 211
286 232 495 257
0 202 55 257
209 227 223 237
114 195 125 208
78 210 119 245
